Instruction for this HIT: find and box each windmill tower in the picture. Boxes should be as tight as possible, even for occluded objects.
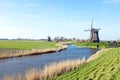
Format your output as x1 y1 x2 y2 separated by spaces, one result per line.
84 19 100 42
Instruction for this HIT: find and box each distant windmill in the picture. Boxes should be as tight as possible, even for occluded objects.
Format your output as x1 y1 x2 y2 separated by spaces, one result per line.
84 19 100 42
47 34 51 42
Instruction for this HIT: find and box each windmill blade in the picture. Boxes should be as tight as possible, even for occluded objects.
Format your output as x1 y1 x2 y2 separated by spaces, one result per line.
91 18 94 29
96 28 101 30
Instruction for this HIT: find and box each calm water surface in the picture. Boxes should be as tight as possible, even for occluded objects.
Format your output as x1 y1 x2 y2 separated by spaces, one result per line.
0 45 99 79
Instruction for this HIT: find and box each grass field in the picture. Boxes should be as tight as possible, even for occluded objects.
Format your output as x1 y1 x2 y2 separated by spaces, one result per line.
75 42 108 48
0 40 64 59
0 40 58 50
52 48 120 80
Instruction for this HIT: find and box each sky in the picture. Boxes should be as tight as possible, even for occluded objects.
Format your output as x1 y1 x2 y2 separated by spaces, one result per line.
0 0 120 40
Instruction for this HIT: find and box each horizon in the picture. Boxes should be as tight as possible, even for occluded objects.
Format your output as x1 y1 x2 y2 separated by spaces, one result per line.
0 0 120 40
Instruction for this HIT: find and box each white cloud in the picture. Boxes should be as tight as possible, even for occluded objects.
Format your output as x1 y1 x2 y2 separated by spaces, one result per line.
104 0 120 3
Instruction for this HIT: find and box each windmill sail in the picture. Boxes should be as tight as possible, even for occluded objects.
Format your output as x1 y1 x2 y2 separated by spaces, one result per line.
91 19 94 30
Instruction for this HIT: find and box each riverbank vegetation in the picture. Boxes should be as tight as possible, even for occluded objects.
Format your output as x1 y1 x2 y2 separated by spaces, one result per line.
75 42 108 48
3 58 86 80
52 47 120 80
0 40 67 59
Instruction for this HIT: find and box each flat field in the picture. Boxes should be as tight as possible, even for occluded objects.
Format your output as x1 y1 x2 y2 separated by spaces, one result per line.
52 47 120 80
76 42 108 48
0 40 58 50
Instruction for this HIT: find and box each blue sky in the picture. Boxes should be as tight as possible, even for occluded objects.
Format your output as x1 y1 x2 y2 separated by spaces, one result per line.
0 0 120 40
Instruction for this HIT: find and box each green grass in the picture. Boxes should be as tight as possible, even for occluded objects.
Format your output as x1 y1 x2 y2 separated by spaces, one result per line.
0 40 58 50
52 48 120 80
75 42 108 48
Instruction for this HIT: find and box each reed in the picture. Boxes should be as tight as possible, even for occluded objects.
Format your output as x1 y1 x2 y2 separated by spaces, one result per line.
0 44 67 59
3 58 86 80
38 58 86 80
3 74 24 80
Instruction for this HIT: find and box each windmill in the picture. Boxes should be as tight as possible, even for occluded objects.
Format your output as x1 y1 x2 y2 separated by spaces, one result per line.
84 19 100 42
47 34 51 41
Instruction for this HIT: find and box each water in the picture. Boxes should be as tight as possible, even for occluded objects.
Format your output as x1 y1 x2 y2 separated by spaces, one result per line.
0 45 98 79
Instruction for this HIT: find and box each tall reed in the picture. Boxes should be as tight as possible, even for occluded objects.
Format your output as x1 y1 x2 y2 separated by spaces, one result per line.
3 58 86 80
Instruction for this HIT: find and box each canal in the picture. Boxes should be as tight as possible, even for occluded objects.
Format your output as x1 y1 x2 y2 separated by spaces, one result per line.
0 45 99 79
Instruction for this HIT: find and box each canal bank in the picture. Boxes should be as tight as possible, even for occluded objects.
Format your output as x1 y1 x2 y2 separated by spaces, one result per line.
0 45 98 79
0 44 67 59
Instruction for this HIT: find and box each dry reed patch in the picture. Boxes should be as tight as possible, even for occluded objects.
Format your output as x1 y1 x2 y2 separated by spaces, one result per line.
3 74 24 80
29 58 86 80
3 58 86 80
25 69 39 80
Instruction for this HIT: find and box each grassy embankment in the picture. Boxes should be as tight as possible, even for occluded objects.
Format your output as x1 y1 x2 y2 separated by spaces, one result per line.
75 42 108 48
51 47 120 80
0 40 67 59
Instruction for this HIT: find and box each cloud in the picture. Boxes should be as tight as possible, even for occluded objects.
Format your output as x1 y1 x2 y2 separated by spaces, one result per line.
104 0 120 3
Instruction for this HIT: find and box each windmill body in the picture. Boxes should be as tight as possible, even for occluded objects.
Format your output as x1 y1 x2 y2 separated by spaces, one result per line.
85 19 100 42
